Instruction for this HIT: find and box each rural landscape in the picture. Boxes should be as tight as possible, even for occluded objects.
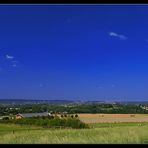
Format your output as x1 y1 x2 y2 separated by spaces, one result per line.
0 99 148 144
1 4 148 144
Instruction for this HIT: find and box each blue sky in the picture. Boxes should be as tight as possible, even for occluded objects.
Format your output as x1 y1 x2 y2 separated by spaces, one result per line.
0 4 148 101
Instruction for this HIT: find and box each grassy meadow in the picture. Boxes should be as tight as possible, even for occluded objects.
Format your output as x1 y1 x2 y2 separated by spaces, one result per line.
0 122 148 144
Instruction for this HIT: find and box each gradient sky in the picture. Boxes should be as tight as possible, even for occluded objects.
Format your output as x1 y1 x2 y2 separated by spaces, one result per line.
0 4 148 101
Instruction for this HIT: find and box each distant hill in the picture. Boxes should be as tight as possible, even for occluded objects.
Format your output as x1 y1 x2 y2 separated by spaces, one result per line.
0 99 148 105
0 99 75 105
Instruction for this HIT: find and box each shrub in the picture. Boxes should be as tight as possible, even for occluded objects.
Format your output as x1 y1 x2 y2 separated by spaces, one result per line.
0 117 88 129
48 115 54 119
2 117 9 120
50 118 88 128
64 114 67 117
75 114 78 118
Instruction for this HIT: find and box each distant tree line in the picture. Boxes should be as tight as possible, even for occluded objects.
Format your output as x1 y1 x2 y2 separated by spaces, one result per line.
0 103 148 116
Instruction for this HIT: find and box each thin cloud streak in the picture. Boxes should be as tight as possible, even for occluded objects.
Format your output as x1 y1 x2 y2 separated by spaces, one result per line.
6 54 14 59
12 64 17 67
109 32 127 40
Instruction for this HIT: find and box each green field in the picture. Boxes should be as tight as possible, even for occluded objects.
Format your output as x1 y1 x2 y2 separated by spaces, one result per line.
0 123 148 144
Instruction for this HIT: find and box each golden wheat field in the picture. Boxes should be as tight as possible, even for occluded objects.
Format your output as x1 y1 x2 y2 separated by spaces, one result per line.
78 114 148 123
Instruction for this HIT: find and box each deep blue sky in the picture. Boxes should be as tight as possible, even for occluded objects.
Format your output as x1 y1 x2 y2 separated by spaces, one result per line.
0 4 148 101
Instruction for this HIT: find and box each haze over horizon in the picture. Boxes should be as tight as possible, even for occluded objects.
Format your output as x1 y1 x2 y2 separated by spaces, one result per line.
0 4 148 101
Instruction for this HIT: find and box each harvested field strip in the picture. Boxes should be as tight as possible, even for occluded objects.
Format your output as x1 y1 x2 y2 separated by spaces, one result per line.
78 114 148 123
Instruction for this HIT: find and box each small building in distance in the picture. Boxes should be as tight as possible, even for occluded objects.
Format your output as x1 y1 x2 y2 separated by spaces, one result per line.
0 116 12 120
15 112 51 119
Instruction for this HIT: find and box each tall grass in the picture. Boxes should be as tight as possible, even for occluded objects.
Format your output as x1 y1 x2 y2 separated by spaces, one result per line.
0 123 148 144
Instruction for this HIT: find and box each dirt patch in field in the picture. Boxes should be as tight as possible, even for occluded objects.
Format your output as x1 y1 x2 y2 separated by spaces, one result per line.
78 114 148 123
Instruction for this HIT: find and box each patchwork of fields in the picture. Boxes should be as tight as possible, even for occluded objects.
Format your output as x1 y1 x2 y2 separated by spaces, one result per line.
78 114 148 123
1 114 148 144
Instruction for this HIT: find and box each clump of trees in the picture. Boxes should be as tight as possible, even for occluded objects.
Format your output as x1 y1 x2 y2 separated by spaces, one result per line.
0 117 88 129
60 114 79 119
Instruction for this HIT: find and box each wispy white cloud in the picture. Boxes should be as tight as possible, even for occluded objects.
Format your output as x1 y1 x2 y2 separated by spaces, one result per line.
12 64 17 67
39 84 43 87
6 54 14 59
111 84 115 88
109 32 127 40
109 32 118 37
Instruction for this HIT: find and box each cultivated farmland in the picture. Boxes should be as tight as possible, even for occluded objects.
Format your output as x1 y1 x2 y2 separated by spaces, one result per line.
78 114 148 123
1 114 148 144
